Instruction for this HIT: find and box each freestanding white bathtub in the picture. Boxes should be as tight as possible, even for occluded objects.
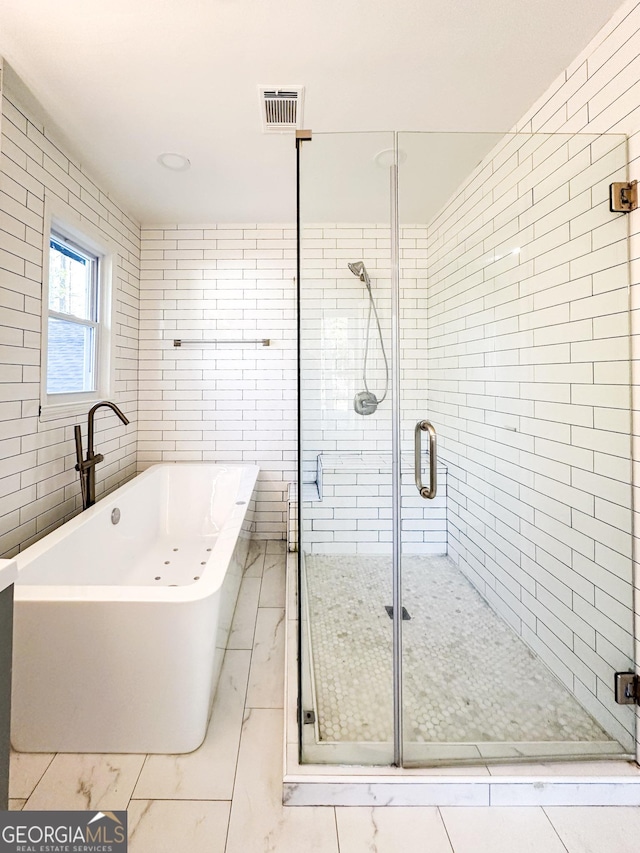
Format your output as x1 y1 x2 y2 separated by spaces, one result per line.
11 463 259 754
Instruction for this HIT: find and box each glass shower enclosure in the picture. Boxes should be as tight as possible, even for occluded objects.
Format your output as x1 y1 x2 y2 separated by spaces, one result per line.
296 130 636 768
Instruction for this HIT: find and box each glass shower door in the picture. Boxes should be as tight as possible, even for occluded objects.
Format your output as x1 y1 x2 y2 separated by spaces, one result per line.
398 130 636 766
298 131 397 765
297 128 635 769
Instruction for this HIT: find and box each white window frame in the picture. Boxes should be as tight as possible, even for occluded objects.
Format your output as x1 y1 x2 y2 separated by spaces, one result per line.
39 195 116 422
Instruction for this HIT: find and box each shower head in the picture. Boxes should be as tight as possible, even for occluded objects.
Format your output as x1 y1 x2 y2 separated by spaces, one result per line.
348 261 371 287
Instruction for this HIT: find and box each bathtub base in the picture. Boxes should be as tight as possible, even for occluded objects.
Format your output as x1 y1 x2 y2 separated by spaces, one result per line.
11 463 256 754
13 596 227 754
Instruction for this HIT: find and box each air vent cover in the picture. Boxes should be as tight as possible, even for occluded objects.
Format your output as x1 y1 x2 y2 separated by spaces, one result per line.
259 87 304 133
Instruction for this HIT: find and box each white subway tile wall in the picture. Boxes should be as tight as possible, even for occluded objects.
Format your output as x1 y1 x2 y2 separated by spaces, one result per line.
301 455 448 555
300 224 430 462
300 223 393 464
468 0 640 755
422 3 640 746
138 226 297 538
0 86 139 558
299 224 444 553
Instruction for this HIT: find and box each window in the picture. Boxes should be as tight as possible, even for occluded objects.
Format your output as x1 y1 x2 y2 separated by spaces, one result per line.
40 196 115 420
46 235 98 394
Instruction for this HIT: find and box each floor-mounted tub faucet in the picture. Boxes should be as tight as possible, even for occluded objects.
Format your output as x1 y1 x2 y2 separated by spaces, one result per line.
74 401 130 510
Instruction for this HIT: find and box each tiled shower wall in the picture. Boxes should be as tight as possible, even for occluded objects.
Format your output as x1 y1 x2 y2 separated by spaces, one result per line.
0 81 139 558
300 224 429 462
299 224 447 555
138 226 297 537
424 1 640 747
300 223 392 470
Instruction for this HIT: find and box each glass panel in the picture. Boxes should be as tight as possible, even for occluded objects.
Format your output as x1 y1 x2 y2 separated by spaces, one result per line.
47 317 95 394
398 131 635 766
49 236 96 320
298 132 395 765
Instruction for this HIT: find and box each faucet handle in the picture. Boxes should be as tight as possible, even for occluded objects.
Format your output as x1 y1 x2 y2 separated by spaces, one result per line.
73 424 84 470
76 453 104 470
74 424 88 508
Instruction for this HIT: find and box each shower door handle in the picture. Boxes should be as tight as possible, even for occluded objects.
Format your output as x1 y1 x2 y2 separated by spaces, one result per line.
415 420 437 499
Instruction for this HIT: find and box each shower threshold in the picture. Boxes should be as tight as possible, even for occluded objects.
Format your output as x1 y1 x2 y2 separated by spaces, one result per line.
284 552 640 806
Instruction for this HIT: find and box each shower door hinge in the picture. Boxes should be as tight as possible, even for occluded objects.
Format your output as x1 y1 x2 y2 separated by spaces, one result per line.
302 709 316 724
614 672 639 704
609 180 638 213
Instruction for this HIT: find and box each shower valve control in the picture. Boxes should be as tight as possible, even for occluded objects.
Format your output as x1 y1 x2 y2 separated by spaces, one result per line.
354 390 378 416
614 672 639 704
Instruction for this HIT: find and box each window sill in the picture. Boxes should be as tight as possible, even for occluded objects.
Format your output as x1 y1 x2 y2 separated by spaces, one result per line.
39 396 111 423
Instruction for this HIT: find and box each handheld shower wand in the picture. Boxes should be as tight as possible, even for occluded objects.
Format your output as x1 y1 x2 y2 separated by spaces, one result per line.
347 261 371 287
348 261 389 416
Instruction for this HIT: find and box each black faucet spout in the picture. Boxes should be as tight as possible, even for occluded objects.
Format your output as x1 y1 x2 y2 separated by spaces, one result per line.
87 401 130 457
76 401 130 510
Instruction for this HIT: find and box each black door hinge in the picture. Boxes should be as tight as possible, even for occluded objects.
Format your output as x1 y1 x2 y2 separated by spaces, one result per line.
610 180 638 213
614 672 639 704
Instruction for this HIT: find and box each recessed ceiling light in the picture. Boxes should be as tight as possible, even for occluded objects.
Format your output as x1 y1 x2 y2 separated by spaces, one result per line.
157 152 191 171
374 148 407 168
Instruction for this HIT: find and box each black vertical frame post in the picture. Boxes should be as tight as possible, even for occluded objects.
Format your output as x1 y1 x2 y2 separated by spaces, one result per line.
295 130 311 761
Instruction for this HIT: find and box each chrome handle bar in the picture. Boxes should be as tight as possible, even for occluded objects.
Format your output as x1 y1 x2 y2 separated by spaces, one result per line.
415 420 437 499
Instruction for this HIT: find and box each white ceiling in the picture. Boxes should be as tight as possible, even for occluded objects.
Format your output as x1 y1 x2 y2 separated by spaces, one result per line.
0 0 626 225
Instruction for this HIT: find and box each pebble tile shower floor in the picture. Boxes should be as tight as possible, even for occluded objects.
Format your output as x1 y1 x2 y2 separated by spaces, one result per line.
304 554 615 747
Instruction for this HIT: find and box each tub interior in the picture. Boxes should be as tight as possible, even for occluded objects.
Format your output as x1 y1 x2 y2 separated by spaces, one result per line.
17 464 251 588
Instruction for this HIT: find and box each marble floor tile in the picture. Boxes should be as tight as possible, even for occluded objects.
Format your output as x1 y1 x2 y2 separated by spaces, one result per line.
9 750 55 799
266 540 286 555
133 650 251 800
440 806 567 853
544 805 640 852
489 781 640 807
128 799 230 853
228 576 261 649
24 753 145 811
225 708 338 853
244 539 267 577
260 552 286 607
335 806 454 853
488 760 640 776
9 799 25 810
286 552 297 619
246 607 285 709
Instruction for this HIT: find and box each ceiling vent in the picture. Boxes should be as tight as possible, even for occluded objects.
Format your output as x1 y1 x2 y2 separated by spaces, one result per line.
259 87 304 133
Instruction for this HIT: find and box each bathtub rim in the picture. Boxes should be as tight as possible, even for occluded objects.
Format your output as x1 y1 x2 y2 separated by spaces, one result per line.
13 462 260 605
